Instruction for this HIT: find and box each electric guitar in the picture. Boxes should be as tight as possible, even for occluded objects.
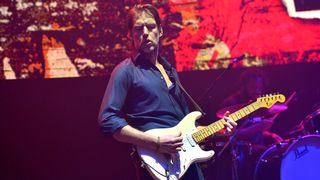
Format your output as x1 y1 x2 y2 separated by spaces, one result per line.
136 94 286 180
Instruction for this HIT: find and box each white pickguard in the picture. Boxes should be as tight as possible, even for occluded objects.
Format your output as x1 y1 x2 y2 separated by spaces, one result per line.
136 111 214 180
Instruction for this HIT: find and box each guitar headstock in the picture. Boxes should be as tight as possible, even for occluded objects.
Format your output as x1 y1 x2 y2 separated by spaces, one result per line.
257 94 286 108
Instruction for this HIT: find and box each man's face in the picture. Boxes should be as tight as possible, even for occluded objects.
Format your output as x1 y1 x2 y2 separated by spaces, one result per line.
131 11 162 54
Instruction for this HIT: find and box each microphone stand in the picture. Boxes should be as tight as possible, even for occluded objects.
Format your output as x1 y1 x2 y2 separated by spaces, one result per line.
198 54 246 180
197 54 246 104
217 117 251 157
215 118 251 180
197 54 247 150
197 54 247 156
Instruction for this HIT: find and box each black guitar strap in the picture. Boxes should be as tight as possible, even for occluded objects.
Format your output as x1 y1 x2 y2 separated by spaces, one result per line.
176 79 206 116
159 56 205 116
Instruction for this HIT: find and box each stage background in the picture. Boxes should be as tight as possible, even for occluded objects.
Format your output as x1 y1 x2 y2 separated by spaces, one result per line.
1 0 319 79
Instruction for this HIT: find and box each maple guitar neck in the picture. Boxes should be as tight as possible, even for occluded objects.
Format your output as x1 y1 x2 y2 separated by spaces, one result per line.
192 94 286 143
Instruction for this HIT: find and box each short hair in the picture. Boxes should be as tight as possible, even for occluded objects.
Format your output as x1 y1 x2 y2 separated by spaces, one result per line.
127 4 162 32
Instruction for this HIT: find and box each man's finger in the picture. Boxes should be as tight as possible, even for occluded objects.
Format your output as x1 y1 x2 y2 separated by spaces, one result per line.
172 136 183 143
229 120 237 126
172 142 183 148
225 122 233 129
224 111 230 116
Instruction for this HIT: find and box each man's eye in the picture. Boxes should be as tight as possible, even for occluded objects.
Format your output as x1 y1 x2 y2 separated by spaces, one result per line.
133 24 156 32
134 26 143 31
147 24 156 29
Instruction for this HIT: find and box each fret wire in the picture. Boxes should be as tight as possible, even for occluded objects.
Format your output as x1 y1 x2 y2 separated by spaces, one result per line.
231 114 238 121
218 120 224 130
246 108 250 114
216 123 221 131
206 130 211 137
244 107 249 114
206 128 211 136
192 133 197 141
234 113 239 119
249 106 254 112
209 127 214 135
210 124 215 132
201 134 205 140
213 121 220 132
248 105 254 112
212 124 217 132
194 132 199 139
237 112 241 119
214 123 220 131
239 109 245 117
203 130 208 138
209 124 214 132
241 109 246 116
200 130 205 139
245 107 251 114
193 101 264 143
208 126 214 134
217 122 221 131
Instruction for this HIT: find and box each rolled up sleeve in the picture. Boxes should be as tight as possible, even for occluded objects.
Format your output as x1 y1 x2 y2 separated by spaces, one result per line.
98 64 131 135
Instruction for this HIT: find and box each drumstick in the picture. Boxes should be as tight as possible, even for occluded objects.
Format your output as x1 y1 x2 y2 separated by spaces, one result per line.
284 91 297 106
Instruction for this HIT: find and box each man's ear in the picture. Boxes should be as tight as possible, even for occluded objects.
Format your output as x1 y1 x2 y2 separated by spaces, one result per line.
127 31 135 49
159 26 163 37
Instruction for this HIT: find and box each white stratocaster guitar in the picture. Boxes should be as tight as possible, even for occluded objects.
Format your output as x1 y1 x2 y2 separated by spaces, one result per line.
136 94 286 180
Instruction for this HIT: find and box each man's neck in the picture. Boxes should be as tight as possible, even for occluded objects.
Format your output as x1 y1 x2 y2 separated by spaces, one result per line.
132 48 159 65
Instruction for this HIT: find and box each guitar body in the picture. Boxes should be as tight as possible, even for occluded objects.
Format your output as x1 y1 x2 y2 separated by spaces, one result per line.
136 111 214 180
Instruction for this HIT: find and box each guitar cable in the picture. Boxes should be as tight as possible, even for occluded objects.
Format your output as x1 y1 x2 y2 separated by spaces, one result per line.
132 147 169 178
141 158 170 178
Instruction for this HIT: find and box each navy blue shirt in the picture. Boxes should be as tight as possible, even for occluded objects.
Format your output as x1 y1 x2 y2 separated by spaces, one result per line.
98 56 189 135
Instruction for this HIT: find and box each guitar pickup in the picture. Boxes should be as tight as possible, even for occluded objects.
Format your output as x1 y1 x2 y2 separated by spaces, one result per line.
186 134 196 147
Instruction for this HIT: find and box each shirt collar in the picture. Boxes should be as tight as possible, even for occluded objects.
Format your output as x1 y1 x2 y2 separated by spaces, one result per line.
133 55 173 72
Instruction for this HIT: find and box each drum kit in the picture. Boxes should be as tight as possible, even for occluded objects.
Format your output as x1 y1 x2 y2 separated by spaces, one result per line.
209 103 320 180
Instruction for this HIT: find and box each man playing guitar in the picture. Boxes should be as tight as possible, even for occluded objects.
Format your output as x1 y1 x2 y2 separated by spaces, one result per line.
98 4 237 180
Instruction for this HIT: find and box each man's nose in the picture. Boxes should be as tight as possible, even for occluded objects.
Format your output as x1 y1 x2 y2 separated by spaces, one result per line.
142 26 148 38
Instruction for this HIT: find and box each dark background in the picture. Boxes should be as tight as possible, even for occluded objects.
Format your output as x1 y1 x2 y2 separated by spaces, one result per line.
1 62 319 180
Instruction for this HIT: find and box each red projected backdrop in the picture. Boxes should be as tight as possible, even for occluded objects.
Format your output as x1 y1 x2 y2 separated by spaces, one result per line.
0 0 319 79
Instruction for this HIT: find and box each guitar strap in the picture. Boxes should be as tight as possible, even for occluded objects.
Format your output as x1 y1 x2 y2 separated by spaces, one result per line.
176 79 206 116
159 56 205 116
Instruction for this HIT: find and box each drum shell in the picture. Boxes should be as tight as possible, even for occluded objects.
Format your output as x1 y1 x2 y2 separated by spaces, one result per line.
281 135 320 180
254 142 289 180
254 135 320 180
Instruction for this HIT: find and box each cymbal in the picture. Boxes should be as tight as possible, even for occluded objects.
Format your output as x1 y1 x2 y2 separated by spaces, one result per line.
283 123 307 139
216 103 287 118
268 103 288 114
286 124 304 134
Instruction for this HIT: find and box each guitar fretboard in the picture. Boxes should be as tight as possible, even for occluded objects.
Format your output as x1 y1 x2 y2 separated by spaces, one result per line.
192 101 261 143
